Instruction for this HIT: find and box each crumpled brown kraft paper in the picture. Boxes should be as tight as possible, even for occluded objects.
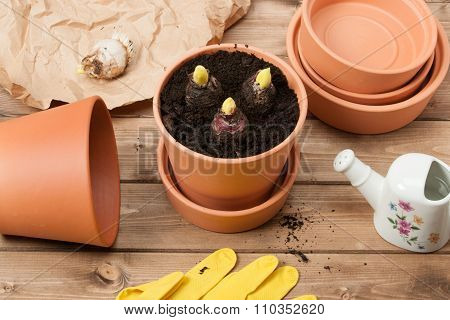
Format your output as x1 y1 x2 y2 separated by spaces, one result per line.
0 0 251 110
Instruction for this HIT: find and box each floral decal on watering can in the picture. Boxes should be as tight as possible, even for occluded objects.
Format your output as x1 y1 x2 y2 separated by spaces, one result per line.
387 200 426 250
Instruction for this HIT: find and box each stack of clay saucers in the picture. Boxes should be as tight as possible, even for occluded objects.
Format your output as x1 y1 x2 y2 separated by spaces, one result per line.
287 0 449 134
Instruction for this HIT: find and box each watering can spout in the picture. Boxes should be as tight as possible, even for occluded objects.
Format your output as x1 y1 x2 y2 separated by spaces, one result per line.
334 150 384 211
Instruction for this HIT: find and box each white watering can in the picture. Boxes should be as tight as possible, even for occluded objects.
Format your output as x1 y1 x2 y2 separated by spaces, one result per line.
334 150 450 253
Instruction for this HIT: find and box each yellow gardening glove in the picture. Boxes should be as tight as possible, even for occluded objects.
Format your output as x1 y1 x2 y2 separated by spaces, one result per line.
293 295 318 300
247 266 299 300
116 272 184 300
202 255 280 300
117 248 313 300
169 248 237 300
116 248 236 300
202 257 300 300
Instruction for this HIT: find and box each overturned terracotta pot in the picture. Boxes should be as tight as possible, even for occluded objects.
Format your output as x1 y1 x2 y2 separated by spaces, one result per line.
0 96 120 247
153 44 308 211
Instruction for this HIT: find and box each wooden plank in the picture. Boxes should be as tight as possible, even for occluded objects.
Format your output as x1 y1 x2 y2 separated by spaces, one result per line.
0 2 449 120
1 184 449 253
1 117 447 184
0 252 448 299
111 118 450 183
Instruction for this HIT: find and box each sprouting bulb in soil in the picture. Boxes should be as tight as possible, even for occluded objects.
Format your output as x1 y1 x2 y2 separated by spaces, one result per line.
242 67 276 115
186 65 223 111
211 97 248 142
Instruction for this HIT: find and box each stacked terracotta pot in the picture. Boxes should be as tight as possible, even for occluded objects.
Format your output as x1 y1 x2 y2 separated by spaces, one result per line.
287 0 449 134
153 44 308 233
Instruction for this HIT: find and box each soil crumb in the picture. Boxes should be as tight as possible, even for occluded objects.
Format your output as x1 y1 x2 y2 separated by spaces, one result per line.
280 214 304 231
289 249 309 263
199 266 209 275
280 213 305 244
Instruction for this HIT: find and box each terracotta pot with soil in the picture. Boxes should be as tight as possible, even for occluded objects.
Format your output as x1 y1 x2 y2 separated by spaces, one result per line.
0 96 120 246
154 44 308 211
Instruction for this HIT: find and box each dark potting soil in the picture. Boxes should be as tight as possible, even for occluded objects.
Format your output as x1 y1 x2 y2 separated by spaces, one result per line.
160 50 300 158
289 250 310 263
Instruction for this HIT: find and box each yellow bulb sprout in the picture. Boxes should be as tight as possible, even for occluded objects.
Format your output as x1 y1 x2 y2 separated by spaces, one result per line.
255 68 272 89
193 65 209 87
221 97 237 115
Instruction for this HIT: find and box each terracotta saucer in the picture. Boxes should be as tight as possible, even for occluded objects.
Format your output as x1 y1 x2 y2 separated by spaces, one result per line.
287 9 449 134
157 139 300 233
298 29 435 106
300 0 437 94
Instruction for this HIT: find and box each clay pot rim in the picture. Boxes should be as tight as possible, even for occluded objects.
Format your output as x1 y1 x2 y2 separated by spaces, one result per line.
157 139 300 218
301 0 438 76
85 96 121 247
153 43 308 164
297 29 435 103
287 9 450 113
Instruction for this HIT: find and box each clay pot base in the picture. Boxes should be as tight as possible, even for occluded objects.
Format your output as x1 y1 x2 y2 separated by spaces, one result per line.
157 139 300 233
297 29 435 106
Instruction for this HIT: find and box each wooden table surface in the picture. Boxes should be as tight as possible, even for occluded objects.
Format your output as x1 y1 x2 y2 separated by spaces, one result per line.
1 0 449 300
